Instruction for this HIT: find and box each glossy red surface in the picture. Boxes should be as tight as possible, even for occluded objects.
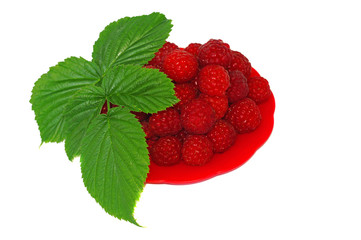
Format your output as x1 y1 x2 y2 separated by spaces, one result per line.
146 68 275 185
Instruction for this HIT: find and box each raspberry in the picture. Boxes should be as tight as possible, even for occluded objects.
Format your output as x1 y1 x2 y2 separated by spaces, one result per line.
146 138 157 150
225 98 261 133
150 136 182 166
146 138 157 162
190 75 199 88
229 51 252 78
206 39 230 49
163 49 199 83
182 135 214 166
148 108 182 136
227 70 249 103
148 42 179 69
100 101 108 114
141 121 154 139
101 101 122 114
175 130 188 143
185 43 201 56
198 39 232 68
198 65 230 96
174 83 198 111
131 111 148 122
207 120 237 153
110 102 119 108
247 76 271 104
181 99 216 134
143 64 159 70
198 93 228 120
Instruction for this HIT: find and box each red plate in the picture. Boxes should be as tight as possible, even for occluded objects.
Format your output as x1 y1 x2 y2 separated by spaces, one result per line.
146 68 275 185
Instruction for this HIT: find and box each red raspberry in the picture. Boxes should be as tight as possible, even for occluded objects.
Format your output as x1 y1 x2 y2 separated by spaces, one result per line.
163 49 199 83
207 120 237 153
110 102 119 108
198 93 228 120
131 111 148 122
146 138 157 161
175 130 188 143
198 65 230 96
190 75 199 88
174 83 198 111
100 101 108 114
182 135 213 166
198 39 232 68
148 108 182 136
206 39 230 49
225 98 262 133
150 136 182 166
141 121 154 139
185 43 202 56
148 42 179 69
143 64 159 70
247 76 271 104
100 101 122 114
227 70 249 103
229 51 252 78
181 99 216 134
147 138 157 150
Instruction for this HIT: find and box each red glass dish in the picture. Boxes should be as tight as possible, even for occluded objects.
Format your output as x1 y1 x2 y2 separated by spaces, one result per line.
146 68 275 185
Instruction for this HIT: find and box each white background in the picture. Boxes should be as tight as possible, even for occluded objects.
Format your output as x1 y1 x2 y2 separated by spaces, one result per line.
1 0 360 239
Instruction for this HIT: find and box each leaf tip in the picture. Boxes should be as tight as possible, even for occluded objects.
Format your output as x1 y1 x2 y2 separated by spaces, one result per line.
128 217 143 228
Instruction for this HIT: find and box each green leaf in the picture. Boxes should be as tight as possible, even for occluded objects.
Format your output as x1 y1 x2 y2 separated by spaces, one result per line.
80 107 149 226
30 57 101 143
102 65 178 113
64 86 106 161
30 12 176 225
92 12 172 74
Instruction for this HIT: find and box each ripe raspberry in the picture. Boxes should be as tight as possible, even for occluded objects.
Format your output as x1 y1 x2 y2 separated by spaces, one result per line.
143 64 159 70
100 101 122 114
174 83 198 111
198 93 228 120
175 130 188 143
190 75 199 88
146 138 157 150
206 39 230 49
198 65 230 96
207 120 237 153
185 43 202 56
131 111 148 122
225 98 262 133
100 101 108 114
181 99 216 134
110 102 119 108
146 138 157 162
141 121 154 139
247 76 271 104
148 108 182 136
150 136 182 166
163 49 199 83
227 70 249 103
148 42 179 69
198 39 232 68
182 135 214 166
229 51 252 78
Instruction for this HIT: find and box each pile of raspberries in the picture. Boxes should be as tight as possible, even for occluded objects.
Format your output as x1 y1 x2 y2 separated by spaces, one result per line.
108 39 271 166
